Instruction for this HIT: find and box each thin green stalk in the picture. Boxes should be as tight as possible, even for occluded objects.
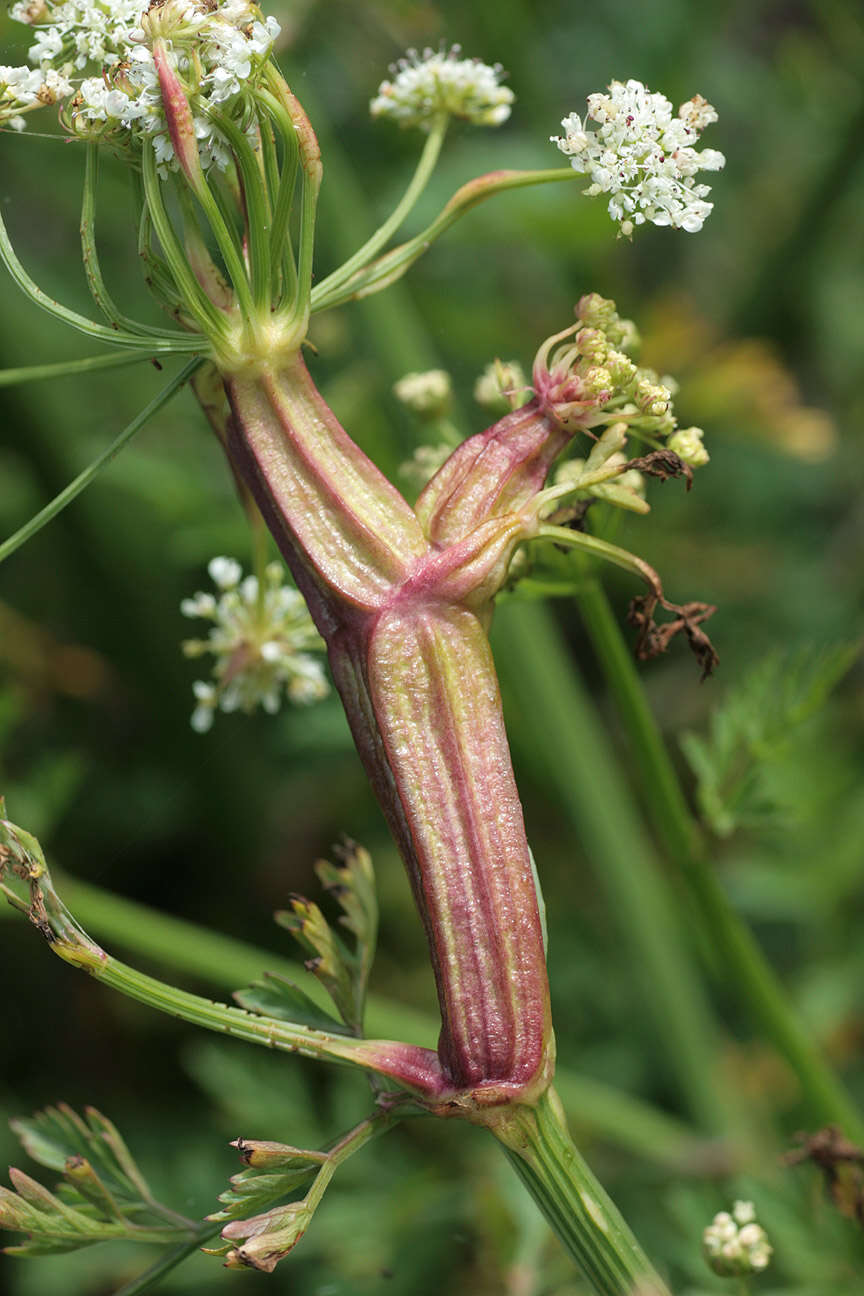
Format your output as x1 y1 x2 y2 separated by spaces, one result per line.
311 166 577 312
136 202 187 319
294 166 319 319
210 112 272 312
537 523 658 587
140 143 230 339
47 936 406 1078
260 70 321 322
493 1090 671 1296
252 87 300 306
81 144 187 342
257 106 295 302
182 120 260 319
0 201 199 352
112 1223 223 1296
0 358 202 566
313 111 449 302
0 350 155 387
577 576 864 1142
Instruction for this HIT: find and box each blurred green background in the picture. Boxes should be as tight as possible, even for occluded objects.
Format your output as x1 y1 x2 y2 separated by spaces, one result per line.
1 0 864 1292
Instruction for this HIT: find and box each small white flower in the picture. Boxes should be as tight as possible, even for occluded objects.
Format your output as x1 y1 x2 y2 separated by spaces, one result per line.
393 369 452 417
208 555 242 588
181 557 329 730
371 45 514 130
552 79 724 234
180 592 217 618
703 1202 772 1278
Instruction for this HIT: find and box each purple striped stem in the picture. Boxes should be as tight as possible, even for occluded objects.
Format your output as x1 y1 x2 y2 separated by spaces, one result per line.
222 353 573 1109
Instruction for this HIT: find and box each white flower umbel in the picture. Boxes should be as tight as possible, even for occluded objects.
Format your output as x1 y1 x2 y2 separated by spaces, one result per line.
181 558 328 732
0 63 71 128
703 1201 773 1278
371 45 514 129
552 79 725 234
6 0 280 170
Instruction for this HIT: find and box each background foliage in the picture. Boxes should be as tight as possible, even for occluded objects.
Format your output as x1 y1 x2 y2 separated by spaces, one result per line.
1 0 863 1292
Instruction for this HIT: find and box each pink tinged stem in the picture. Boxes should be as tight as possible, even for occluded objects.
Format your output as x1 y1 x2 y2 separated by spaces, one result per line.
224 355 427 618
416 399 572 545
222 362 554 1102
363 604 552 1095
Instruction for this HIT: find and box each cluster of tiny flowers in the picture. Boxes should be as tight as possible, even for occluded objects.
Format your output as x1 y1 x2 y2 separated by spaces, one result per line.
181 557 327 733
393 368 452 418
552 79 725 234
4 0 279 170
474 359 530 413
0 61 70 129
371 45 514 129
703 1201 773 1278
532 293 708 463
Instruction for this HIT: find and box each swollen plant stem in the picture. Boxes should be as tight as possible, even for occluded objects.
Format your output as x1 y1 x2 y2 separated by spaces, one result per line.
577 576 864 1142
493 1090 672 1296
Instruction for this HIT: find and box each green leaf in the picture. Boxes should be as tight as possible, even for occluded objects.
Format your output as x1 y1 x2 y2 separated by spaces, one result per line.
233 973 348 1034
680 642 861 838
274 839 378 1033
207 1150 321 1227
0 1105 197 1257
207 1112 387 1273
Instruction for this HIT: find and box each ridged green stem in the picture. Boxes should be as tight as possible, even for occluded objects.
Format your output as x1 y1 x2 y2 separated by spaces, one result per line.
493 1090 671 1295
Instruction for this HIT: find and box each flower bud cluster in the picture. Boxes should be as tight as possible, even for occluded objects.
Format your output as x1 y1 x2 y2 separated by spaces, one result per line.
370 45 514 130
552 78 725 234
703 1201 773 1277
668 425 709 467
533 295 678 434
6 0 280 170
181 556 327 733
